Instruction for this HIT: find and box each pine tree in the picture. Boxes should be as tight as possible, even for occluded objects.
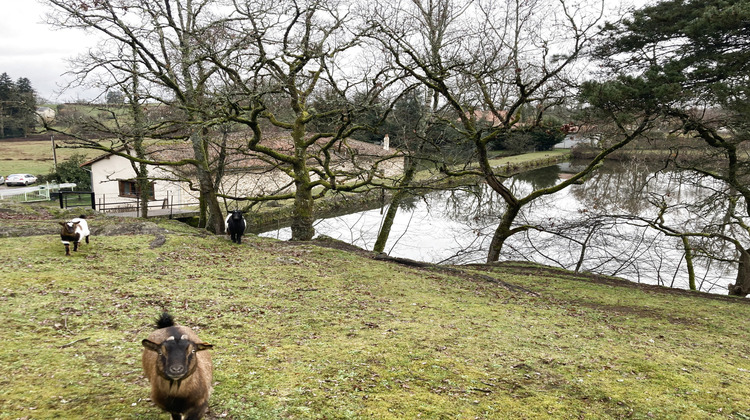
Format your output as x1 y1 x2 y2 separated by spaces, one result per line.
0 73 37 138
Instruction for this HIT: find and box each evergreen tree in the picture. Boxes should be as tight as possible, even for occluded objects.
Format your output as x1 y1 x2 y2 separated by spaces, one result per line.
0 73 14 138
14 77 37 136
585 0 750 295
0 73 37 138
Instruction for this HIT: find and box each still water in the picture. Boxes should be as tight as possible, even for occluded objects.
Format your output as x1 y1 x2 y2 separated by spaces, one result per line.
261 160 738 294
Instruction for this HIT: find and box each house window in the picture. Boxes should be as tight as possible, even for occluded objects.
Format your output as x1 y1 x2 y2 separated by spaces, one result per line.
118 180 155 199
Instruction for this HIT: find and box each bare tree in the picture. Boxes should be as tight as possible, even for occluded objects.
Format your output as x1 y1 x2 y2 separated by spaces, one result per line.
210 0 400 240
44 0 239 233
370 0 657 262
369 0 471 254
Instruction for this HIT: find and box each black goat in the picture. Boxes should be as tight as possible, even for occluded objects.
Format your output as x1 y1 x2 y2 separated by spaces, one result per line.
142 313 214 420
225 210 246 244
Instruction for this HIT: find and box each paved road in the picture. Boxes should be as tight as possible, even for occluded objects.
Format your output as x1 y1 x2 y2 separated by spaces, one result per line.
0 183 76 192
0 184 36 192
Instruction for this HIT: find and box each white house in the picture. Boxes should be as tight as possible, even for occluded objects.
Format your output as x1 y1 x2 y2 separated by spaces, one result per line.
83 135 403 214
36 107 56 124
554 125 598 149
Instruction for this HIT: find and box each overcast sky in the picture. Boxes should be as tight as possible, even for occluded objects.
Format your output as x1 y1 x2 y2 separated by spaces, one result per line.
1 0 648 104
0 0 99 103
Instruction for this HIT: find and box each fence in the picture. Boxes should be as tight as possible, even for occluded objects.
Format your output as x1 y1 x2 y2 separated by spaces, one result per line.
97 195 200 218
0 183 78 203
58 191 96 210
1 184 200 218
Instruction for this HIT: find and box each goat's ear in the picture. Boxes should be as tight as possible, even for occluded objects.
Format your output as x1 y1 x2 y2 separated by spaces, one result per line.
73 221 80 225
142 339 160 352
59 222 65 226
196 342 214 351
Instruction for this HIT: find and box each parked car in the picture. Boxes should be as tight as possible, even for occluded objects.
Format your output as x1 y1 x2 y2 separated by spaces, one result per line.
5 174 38 186
0 175 4 185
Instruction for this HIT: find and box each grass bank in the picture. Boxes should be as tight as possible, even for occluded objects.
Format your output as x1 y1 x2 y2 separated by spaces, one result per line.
1 205 749 419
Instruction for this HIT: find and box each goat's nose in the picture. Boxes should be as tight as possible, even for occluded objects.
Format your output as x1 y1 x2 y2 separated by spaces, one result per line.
168 365 186 375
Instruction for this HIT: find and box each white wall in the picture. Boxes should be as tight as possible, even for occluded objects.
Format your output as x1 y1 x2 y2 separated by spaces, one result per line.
89 154 197 211
89 152 405 211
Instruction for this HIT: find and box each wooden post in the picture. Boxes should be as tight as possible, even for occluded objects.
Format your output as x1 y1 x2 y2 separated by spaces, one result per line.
51 134 58 172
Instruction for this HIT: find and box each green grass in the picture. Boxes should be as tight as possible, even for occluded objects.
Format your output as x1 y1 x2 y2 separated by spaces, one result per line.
0 139 103 177
1 208 750 419
487 149 570 166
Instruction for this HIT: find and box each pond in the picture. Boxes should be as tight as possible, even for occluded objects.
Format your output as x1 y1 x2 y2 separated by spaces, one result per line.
260 160 739 294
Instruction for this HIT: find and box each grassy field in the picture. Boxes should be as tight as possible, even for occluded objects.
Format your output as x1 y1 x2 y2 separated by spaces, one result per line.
0 135 570 181
0 138 104 177
1 204 750 419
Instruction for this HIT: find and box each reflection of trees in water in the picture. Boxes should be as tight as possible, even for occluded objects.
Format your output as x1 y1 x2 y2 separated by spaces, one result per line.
570 158 723 217
394 194 421 213
571 158 655 215
513 165 561 190
512 161 738 293
424 161 739 292
426 185 501 226
294 161 742 293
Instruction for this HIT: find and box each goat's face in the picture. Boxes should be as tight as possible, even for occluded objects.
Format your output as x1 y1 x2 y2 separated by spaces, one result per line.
59 221 80 235
230 210 243 221
143 335 213 381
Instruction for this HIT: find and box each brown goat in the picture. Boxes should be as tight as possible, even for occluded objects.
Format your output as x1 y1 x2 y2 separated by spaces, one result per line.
141 313 214 420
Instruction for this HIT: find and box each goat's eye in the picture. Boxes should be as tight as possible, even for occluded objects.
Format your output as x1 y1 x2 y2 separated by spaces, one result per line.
191 349 196 354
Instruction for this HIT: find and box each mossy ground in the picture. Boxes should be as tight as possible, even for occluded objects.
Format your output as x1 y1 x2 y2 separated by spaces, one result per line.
1 210 750 419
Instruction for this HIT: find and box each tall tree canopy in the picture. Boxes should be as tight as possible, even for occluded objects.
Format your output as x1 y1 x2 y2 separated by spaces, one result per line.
595 0 750 112
44 0 396 238
0 73 37 138
371 0 656 263
585 0 750 295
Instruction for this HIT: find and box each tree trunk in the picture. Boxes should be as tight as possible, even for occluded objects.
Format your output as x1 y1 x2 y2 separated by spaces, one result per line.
198 173 225 234
131 55 150 219
729 248 750 297
198 192 208 229
373 192 403 253
137 164 150 218
682 236 696 291
289 115 315 241
486 204 521 263
291 180 315 241
190 129 225 235
373 156 417 253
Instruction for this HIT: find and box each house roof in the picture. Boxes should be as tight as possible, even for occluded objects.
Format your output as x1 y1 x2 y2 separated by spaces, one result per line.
83 134 395 170
470 110 508 126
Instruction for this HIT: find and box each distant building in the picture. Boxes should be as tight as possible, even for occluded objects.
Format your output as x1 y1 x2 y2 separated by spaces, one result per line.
554 125 597 149
36 107 56 124
83 135 403 213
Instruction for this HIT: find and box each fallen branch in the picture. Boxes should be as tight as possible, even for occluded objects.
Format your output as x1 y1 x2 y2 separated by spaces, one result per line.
60 337 90 348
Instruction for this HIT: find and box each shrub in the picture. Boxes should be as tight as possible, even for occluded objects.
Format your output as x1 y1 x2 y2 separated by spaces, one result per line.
41 153 92 190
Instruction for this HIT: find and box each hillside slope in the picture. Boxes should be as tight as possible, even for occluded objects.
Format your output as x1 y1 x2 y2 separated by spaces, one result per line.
1 208 749 419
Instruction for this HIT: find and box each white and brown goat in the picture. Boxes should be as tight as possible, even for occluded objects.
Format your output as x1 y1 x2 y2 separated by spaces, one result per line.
59 216 90 256
141 313 214 420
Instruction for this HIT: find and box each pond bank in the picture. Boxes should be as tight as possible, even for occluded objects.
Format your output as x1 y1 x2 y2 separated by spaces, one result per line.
245 150 571 233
